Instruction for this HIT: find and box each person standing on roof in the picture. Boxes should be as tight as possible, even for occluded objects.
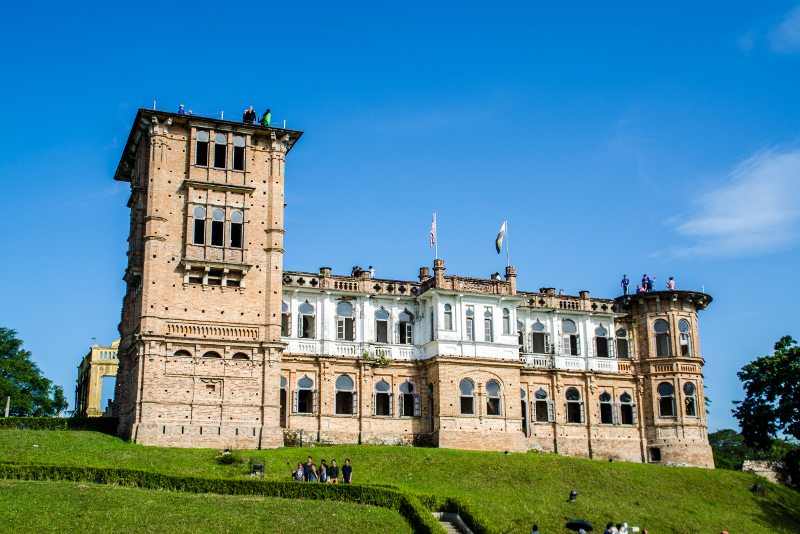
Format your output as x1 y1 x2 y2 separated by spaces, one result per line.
620 275 630 295
368 266 378 278
647 277 655 292
260 109 271 126
667 277 675 290
178 105 186 115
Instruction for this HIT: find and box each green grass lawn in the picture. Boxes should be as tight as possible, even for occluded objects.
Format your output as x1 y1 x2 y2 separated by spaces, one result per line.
0 479 412 534
2 430 799 534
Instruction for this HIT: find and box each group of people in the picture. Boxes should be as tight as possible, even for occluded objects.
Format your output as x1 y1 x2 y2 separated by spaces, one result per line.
242 106 271 126
620 274 675 295
350 266 378 278
530 523 648 534
291 455 353 484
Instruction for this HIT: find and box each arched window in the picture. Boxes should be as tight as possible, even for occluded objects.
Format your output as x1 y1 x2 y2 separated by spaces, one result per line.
280 376 287 388
443 304 453 330
337 302 354 341
230 210 243 249
399 310 413 345
375 308 390 343
192 206 206 245
213 132 227 168
210 208 225 247
174 350 192 357
616 328 629 359
195 131 209 166
231 352 249 360
294 375 316 414
657 382 675 417
281 301 290 337
335 375 356 415
599 391 613 424
533 388 552 422
502 309 510 335
562 320 579 356
399 381 420 417
565 387 583 423
203 351 222 358
465 307 474 341
679 319 692 356
684 381 697 417
298 302 315 339
654 319 670 357
595 324 612 358
484 308 493 342
486 380 502 416
232 136 245 171
619 392 636 425
373 379 393 416
531 320 548 354
459 379 475 415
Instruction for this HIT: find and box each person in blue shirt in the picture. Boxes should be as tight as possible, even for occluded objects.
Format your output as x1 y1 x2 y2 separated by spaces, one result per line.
620 275 630 295
647 277 655 292
530 524 541 534
178 105 186 115
642 274 648 289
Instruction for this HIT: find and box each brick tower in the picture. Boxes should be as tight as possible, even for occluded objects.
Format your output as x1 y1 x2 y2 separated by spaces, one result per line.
112 109 303 448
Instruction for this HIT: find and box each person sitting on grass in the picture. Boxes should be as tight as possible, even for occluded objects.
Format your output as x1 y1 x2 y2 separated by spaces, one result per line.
342 459 353 484
292 462 305 482
328 460 339 483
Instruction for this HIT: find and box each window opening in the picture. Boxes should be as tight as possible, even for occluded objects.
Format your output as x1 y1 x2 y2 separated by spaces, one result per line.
203 351 221 358
281 301 291 337
620 392 636 425
231 353 249 360
484 308 493 342
520 388 528 435
213 133 227 168
192 206 206 245
459 379 475 415
294 375 315 414
566 387 583 423
517 320 525 349
616 328 629 359
502 309 510 335
298 302 315 339
562 320 579 356
486 380 501 416
399 310 413 345
599 391 613 424
444 304 452 330
657 382 675 417
654 319 670 357
466 307 474 341
595 324 610 358
399 381 419 417
649 447 662 462
335 375 356 415
207 269 222 286
373 379 392 416
225 272 241 287
684 381 697 417
195 131 209 166
336 302 354 341
232 136 245 171
429 307 434 342
533 388 553 422
531 320 547 354
376 308 389 343
679 319 691 356
211 208 225 247
230 211 243 248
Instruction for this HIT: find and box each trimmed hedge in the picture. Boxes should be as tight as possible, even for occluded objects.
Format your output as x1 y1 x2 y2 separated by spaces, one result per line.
0 417 118 435
0 462 446 534
442 497 494 534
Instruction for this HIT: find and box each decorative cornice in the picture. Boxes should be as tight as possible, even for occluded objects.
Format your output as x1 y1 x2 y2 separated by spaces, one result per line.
182 179 256 195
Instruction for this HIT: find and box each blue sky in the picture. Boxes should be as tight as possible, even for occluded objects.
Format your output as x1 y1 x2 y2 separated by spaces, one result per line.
1 2 799 432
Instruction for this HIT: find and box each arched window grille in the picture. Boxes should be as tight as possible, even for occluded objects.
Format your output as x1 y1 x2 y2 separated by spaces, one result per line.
595 324 614 358
399 381 420 417
562 320 580 356
486 380 502 416
533 388 554 423
657 382 675 417
459 379 475 415
203 351 221 358
619 392 637 425
531 320 549 354
373 379 393 416
599 391 615 424
298 302 315 339
174 350 192 357
210 208 225 247
565 387 584 423
293 375 316 414
465 307 474 341
231 352 249 360
654 319 670 357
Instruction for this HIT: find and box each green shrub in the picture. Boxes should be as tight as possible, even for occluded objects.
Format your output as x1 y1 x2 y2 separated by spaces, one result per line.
0 417 118 435
0 462 446 534
442 497 495 534
216 452 244 466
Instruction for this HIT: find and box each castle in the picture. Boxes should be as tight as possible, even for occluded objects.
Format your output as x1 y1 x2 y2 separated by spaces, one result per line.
112 109 714 467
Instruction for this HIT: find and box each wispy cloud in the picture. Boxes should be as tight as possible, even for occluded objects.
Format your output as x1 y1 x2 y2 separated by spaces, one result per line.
670 147 800 258
738 31 755 51
768 5 800 53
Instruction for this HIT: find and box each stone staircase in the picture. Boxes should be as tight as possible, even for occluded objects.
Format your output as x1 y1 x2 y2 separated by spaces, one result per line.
432 512 473 534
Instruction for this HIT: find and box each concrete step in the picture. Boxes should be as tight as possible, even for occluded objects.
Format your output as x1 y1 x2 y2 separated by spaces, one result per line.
438 521 461 534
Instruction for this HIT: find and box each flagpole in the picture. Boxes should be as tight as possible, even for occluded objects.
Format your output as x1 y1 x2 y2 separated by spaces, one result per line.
434 212 438 260
506 220 509 267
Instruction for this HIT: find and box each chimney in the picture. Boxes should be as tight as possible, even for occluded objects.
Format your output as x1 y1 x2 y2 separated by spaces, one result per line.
433 259 445 287
579 291 590 299
319 267 331 277
505 266 517 295
419 267 431 282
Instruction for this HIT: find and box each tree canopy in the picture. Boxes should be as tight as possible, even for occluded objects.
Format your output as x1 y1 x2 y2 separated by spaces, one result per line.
709 429 798 470
733 335 800 451
0 327 68 416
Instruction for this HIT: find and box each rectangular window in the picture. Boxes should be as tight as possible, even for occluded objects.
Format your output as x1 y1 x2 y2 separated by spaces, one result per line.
680 334 691 356
502 316 510 335
233 145 245 171
335 392 354 415
659 397 675 417
337 318 354 341
374 393 391 416
617 338 629 359
207 270 223 286
567 402 583 423
400 323 412 344
532 333 546 354
281 313 291 337
460 396 474 415
649 447 662 462
620 404 634 425
401 394 415 417
376 320 388 343
193 218 205 245
429 308 434 342
563 335 579 356
196 136 209 166
486 398 501 416
300 315 315 339
484 319 492 342
685 397 697 417
214 141 226 168
656 333 670 357
297 390 313 413
230 222 243 248
600 403 613 424
596 337 609 358
444 310 452 330
466 318 473 341
211 220 224 247
535 400 549 422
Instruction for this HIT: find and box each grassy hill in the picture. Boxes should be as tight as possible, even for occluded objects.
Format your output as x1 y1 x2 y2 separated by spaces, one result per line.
2 430 799 534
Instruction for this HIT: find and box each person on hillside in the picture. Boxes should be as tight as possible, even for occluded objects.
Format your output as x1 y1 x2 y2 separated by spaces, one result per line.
292 462 305 482
620 275 630 295
328 459 339 483
342 458 353 484
303 455 313 481
604 523 613 534
530 524 541 534
667 277 675 290
319 461 328 483
307 463 319 482
260 109 271 126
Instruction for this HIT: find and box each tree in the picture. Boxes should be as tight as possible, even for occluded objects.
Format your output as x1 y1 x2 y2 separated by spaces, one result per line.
733 335 800 451
709 429 798 470
0 328 67 416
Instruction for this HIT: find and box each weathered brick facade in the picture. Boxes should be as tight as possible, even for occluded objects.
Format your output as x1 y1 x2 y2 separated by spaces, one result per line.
113 109 714 467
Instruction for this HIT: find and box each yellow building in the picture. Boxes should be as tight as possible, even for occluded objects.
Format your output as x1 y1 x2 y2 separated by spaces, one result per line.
75 340 120 417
